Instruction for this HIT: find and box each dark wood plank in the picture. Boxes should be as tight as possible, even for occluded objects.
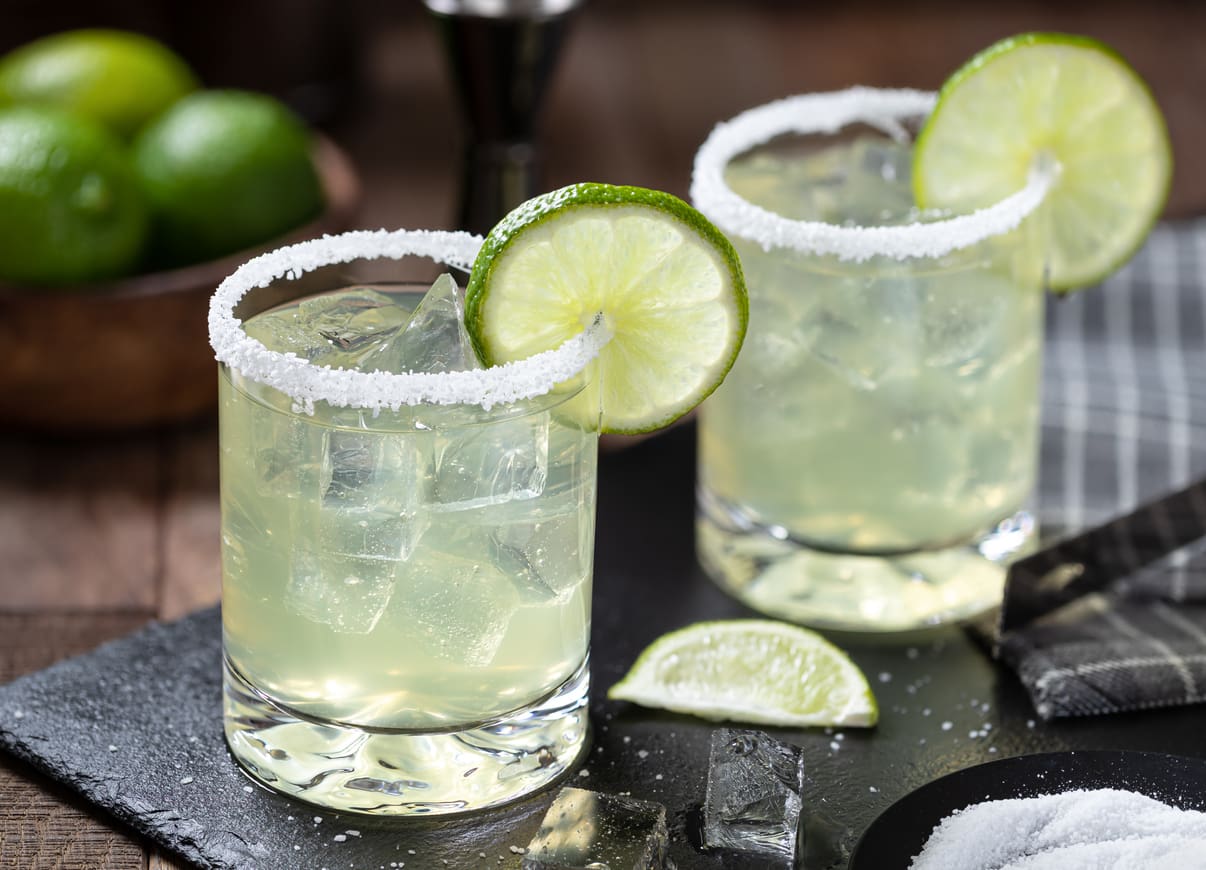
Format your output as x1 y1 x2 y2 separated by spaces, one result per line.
0 766 146 870
150 851 189 870
0 612 153 684
159 420 222 622
0 612 153 870
0 435 161 611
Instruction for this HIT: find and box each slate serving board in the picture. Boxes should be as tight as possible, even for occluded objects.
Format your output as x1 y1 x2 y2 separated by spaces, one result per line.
4 423 1206 869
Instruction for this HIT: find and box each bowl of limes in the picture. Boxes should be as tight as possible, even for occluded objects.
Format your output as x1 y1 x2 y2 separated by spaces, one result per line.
0 29 360 430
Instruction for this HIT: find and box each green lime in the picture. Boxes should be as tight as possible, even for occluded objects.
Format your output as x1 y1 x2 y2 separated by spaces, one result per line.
913 32 1172 290
464 183 748 434
607 619 878 728
0 107 148 286
0 29 198 140
132 89 324 268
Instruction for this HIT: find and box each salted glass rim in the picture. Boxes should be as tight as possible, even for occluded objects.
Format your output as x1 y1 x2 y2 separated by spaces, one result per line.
690 86 1054 261
208 228 608 415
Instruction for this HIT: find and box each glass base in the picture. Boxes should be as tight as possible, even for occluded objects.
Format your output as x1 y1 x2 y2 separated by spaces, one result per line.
696 488 1036 633
223 655 590 816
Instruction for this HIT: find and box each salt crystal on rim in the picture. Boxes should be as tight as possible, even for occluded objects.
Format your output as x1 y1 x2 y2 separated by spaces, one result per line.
690 86 1055 261
208 228 610 413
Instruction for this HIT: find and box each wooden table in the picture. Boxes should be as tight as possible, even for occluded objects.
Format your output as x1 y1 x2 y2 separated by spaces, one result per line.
2 3 1204 866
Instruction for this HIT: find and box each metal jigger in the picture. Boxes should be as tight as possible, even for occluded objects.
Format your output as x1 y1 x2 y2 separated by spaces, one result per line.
424 0 583 235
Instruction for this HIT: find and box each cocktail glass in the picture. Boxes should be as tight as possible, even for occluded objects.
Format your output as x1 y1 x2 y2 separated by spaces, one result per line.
209 230 606 814
691 88 1054 632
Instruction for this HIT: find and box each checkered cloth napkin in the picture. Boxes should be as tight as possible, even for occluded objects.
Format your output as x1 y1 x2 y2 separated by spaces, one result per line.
998 218 1206 718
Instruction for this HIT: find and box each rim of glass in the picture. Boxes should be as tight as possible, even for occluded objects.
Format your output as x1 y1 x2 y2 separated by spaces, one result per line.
208 229 609 415
690 86 1054 261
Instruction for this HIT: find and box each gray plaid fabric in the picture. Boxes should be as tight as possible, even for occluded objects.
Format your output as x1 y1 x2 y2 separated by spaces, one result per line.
1040 219 1206 531
1002 218 1206 718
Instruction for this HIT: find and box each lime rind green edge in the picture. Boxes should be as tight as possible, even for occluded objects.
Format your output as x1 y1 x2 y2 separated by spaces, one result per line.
606 619 879 727
913 31 1172 292
463 182 749 435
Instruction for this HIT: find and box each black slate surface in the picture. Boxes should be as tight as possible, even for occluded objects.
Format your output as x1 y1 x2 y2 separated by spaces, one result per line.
4 422 1206 870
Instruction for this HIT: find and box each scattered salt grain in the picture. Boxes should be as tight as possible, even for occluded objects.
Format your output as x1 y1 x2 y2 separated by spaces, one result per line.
637 750 650 760
107 744 118 752
941 721 953 731
243 785 253 793
878 672 892 683
829 741 841 752
334 835 347 843
179 776 194 785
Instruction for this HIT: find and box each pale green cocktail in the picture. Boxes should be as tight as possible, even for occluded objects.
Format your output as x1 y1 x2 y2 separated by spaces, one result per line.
692 90 1051 632
213 232 603 815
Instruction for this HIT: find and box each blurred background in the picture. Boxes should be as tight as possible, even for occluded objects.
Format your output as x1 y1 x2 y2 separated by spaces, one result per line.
4 0 1202 233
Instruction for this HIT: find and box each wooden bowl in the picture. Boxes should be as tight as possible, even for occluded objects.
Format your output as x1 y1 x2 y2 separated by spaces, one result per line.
0 137 361 431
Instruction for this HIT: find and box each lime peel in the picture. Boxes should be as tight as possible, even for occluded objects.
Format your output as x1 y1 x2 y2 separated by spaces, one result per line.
607 619 878 728
465 183 749 434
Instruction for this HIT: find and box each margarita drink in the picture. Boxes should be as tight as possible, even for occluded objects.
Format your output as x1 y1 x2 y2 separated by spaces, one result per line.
213 232 602 815
693 90 1049 631
221 300 596 731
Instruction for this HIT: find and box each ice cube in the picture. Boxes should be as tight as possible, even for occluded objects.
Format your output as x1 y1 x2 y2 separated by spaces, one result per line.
921 276 1009 373
703 728 805 864
302 287 413 370
840 137 915 226
727 144 848 223
320 430 431 560
799 274 921 390
245 287 412 370
283 429 433 634
249 411 329 500
522 787 670 870
284 548 397 634
380 273 481 374
390 523 521 666
487 491 593 604
431 409 550 511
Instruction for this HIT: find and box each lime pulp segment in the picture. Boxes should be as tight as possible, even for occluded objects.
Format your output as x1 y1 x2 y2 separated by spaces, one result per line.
607 619 878 728
913 32 1172 290
465 184 748 434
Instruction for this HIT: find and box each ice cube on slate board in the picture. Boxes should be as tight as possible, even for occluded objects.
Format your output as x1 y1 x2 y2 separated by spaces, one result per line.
703 728 805 863
522 786 670 869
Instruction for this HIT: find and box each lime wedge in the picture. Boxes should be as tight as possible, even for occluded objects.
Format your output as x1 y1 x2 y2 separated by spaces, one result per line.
607 620 878 728
913 32 1172 290
464 183 748 434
